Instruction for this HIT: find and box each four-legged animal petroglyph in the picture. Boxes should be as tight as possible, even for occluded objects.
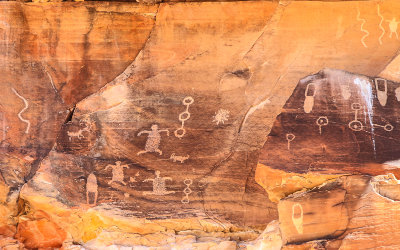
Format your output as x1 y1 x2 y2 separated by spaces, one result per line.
143 170 175 196
11 88 30 134
106 161 129 185
67 119 92 141
86 173 98 206
170 153 189 163
175 96 194 139
137 124 169 156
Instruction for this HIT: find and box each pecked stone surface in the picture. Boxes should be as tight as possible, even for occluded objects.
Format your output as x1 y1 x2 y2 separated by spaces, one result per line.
2 0 400 248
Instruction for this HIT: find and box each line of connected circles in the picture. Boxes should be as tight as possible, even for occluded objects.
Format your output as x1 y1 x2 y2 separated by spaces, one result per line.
181 179 193 204
174 96 194 139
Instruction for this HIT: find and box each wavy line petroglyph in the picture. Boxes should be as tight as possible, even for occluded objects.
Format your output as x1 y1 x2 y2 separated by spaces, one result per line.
11 88 30 134
378 5 385 45
356 7 369 48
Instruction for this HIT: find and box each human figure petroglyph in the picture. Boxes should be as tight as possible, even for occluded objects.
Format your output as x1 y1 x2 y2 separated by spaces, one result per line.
86 173 98 206
175 96 194 139
106 161 129 185
170 153 189 163
292 203 304 234
181 179 193 204
11 88 30 134
143 170 175 196
386 17 400 39
137 124 169 156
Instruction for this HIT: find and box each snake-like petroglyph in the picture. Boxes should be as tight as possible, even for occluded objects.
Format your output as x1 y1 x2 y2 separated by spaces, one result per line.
11 87 30 134
378 5 385 45
356 7 369 48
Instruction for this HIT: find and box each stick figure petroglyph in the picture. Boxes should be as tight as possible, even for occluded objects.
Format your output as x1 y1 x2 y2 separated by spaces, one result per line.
181 179 193 204
304 83 316 113
170 153 189 163
286 133 295 150
11 88 30 134
137 124 169 156
175 96 194 139
386 17 400 39
86 173 98 206
143 170 175 196
292 203 304 234
316 116 329 135
106 161 129 185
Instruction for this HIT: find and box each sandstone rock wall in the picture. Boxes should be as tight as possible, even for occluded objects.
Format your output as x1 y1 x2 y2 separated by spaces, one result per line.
1 0 400 249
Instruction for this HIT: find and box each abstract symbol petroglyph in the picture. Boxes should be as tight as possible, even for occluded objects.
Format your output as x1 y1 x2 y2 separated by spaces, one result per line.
349 103 363 131
341 84 351 100
175 96 194 139
304 83 316 113
396 87 400 101
386 17 400 39
292 203 304 234
375 78 388 106
316 116 329 135
67 118 92 141
356 7 369 48
11 88 30 134
106 161 129 185
286 133 295 150
213 109 230 125
181 179 193 204
137 124 169 156
143 170 175 196
373 122 394 132
0 112 6 141
86 173 98 206
378 5 385 45
170 153 189 163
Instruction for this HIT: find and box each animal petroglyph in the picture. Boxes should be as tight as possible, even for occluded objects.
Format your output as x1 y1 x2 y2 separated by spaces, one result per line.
378 5 385 45
137 124 169 156
86 173 98 206
356 7 369 48
292 203 304 234
143 170 175 196
170 153 189 163
175 96 194 139
181 179 193 204
304 83 316 113
67 120 91 141
11 88 30 134
316 116 329 135
375 78 388 106
213 109 230 125
106 161 129 185
386 17 400 39
286 133 295 150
